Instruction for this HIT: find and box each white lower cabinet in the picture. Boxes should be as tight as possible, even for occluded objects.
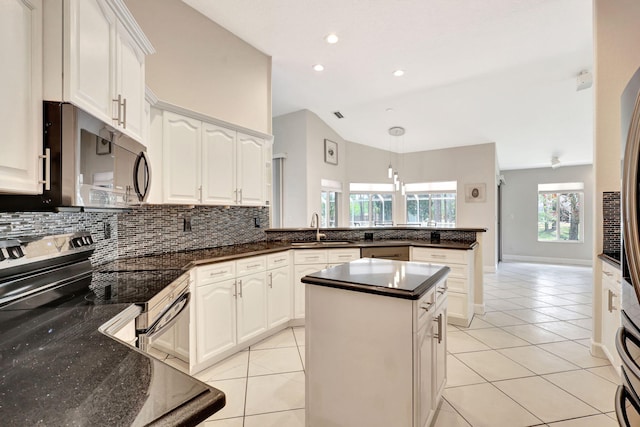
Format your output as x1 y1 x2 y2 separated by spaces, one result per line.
306 276 448 426
411 246 475 327
268 264 292 328
189 252 292 372
601 260 621 371
236 271 268 343
195 277 238 365
293 248 360 319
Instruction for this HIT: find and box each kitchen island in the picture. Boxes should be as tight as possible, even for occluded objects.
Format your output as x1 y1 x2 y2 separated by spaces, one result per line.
302 258 449 427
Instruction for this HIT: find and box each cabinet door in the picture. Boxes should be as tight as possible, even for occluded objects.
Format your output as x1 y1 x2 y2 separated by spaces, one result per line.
202 123 237 204
162 112 201 204
0 0 42 194
268 266 292 328
433 302 447 402
602 276 621 365
236 132 265 205
115 23 145 142
195 279 237 364
294 264 325 319
417 318 435 427
66 0 114 124
236 272 268 343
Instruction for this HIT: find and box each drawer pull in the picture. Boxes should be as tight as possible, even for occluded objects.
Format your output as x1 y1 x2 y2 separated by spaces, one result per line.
430 254 446 259
437 285 448 295
604 271 614 277
274 258 285 263
420 302 432 312
246 263 262 269
338 255 354 258
306 256 320 260
209 270 228 276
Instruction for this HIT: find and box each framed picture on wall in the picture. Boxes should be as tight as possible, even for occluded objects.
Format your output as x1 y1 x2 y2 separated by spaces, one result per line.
465 183 486 203
324 139 338 165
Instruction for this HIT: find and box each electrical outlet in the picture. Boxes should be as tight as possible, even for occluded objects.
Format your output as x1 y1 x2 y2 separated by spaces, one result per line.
254 217 260 228
103 222 111 239
183 216 192 232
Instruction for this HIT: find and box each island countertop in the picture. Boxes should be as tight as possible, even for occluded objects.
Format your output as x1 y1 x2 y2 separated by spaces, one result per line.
301 258 450 300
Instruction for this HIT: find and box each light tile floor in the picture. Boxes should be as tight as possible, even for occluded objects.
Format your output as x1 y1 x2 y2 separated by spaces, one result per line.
163 262 621 426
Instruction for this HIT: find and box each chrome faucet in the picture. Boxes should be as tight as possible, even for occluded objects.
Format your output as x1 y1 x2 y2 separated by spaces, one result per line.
310 212 326 241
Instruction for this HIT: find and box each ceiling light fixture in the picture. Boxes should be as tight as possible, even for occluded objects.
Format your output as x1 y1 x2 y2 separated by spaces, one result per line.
576 70 592 91
325 34 339 44
393 70 405 77
388 126 406 191
551 156 561 169
313 64 324 72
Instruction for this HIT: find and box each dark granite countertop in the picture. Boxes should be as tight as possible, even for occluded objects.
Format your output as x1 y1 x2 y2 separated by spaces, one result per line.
96 239 476 273
266 226 488 232
301 258 450 300
599 252 621 268
0 301 224 426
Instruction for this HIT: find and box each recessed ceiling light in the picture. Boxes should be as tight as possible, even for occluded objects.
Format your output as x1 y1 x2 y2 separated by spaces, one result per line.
313 64 324 72
325 34 339 44
393 70 405 77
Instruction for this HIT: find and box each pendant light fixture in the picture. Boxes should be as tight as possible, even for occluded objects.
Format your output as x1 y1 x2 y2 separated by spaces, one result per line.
388 126 405 192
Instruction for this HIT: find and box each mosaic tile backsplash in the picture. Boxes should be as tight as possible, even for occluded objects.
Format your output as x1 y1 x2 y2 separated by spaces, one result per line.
603 191 621 256
0 205 270 265
265 228 478 244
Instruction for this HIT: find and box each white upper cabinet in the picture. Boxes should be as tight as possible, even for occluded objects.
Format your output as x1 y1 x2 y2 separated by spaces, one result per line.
162 112 201 204
150 106 272 206
237 132 266 206
47 0 153 143
0 0 43 194
202 123 236 205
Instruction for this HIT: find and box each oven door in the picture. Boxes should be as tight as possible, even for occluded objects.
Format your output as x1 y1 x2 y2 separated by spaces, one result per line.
137 289 190 352
616 311 640 426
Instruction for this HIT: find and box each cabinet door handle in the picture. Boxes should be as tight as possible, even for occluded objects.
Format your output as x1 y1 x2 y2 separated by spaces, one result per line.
434 313 443 343
112 94 122 124
122 97 127 129
233 280 237 298
607 289 613 313
239 188 243 203
268 272 273 288
238 279 243 297
198 185 203 203
38 148 51 190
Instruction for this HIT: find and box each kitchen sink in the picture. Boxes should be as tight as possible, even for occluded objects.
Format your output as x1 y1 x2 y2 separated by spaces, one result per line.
290 241 353 246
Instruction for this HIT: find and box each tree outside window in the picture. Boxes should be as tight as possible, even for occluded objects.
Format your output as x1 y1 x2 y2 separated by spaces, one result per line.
406 193 456 226
349 193 393 226
537 187 583 242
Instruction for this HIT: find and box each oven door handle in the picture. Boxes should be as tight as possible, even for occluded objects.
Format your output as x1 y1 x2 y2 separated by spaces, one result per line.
144 290 190 339
616 325 640 382
616 369 640 427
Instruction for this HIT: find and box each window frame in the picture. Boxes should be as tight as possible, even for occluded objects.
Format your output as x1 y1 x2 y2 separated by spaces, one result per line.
349 183 395 227
537 183 584 243
404 181 457 227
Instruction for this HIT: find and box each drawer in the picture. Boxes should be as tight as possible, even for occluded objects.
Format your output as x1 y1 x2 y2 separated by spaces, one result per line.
602 261 621 283
447 277 469 294
267 251 290 269
236 255 267 276
294 249 328 264
197 261 235 285
327 248 360 264
447 263 470 279
412 247 469 265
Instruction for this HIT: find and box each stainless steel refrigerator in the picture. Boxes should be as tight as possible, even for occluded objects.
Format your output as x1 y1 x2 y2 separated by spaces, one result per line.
618 65 640 425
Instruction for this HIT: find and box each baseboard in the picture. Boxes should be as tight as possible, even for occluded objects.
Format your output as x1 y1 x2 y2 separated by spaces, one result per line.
474 303 485 315
502 254 592 267
590 340 607 359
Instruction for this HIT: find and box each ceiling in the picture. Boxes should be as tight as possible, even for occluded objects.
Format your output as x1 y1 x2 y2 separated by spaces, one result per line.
183 0 593 170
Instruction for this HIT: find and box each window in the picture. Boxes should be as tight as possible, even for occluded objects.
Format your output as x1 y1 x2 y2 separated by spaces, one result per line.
321 179 341 227
537 182 584 242
349 183 394 227
405 181 457 226
321 191 338 227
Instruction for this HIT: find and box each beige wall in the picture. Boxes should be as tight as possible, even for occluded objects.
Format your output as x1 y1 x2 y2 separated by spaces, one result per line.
593 0 640 351
124 0 272 134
